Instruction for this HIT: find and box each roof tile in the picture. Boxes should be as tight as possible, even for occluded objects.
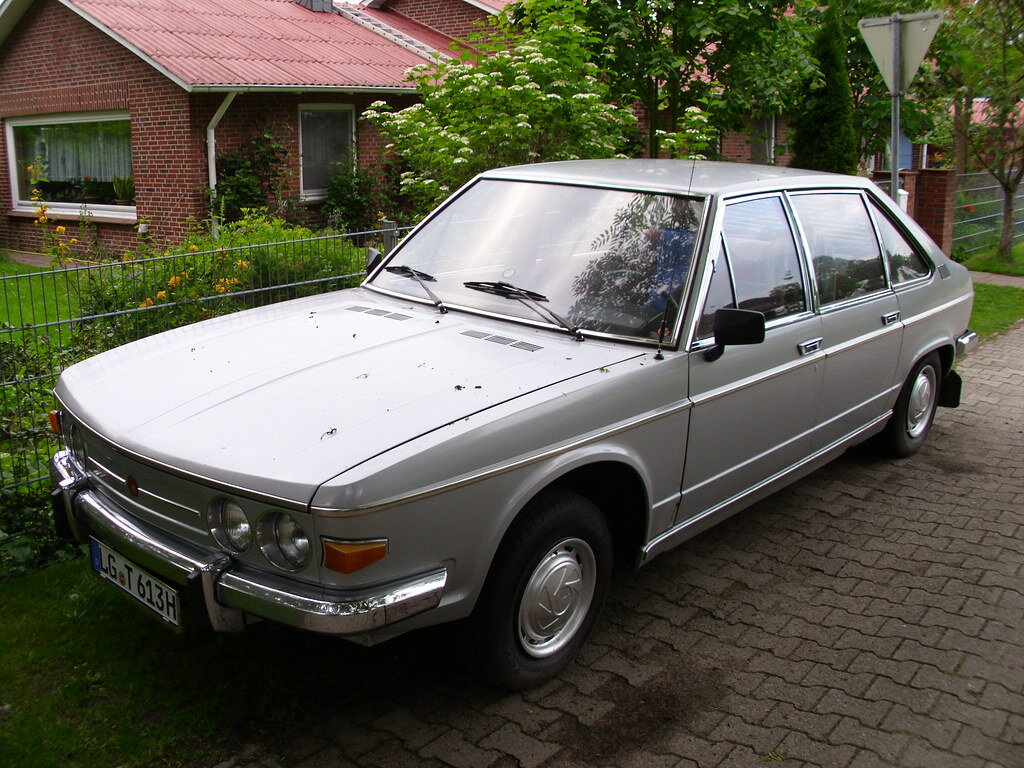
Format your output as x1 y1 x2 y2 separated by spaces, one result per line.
67 0 444 89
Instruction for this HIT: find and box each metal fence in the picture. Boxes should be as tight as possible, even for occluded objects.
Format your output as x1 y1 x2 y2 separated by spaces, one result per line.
953 171 1024 255
0 224 410 497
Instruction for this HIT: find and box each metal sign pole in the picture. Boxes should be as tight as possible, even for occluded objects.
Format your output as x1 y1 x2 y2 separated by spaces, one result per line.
858 11 942 200
891 13 902 198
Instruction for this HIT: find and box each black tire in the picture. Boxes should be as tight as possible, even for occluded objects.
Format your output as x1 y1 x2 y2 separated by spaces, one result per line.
880 352 942 458
470 489 612 690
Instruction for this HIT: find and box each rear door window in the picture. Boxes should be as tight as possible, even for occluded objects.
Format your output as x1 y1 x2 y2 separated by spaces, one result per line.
789 193 887 305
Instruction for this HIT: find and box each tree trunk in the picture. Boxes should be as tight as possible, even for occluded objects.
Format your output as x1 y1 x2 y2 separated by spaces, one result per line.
997 183 1018 262
953 89 973 176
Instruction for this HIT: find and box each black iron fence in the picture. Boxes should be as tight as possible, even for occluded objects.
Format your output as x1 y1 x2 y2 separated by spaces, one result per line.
0 224 409 497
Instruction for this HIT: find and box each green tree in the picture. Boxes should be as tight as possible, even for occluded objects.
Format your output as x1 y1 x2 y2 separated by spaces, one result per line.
364 9 652 215
528 0 817 158
819 0 951 163
791 6 858 174
951 0 1024 261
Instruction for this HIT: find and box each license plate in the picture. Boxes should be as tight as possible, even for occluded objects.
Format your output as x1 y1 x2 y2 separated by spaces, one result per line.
91 538 180 626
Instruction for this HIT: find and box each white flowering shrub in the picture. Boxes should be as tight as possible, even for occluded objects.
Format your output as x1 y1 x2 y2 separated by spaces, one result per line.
364 17 638 215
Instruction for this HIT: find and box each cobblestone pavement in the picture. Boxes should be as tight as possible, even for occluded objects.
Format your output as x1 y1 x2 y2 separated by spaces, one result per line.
225 325 1023 768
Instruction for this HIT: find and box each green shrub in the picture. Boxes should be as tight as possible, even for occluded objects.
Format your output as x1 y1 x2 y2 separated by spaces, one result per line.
72 211 368 346
323 163 381 233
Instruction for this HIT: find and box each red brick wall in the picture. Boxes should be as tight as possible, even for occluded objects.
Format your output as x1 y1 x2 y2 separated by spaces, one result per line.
720 116 793 166
912 168 957 256
0 0 206 254
0 0 422 255
387 0 492 39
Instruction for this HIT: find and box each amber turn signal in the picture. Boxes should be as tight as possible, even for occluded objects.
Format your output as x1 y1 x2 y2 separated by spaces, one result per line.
48 410 61 435
322 538 388 574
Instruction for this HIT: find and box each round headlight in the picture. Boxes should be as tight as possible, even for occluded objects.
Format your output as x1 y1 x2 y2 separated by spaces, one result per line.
259 512 309 571
209 500 252 552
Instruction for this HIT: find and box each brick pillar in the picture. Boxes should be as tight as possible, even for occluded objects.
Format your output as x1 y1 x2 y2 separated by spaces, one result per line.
913 168 957 256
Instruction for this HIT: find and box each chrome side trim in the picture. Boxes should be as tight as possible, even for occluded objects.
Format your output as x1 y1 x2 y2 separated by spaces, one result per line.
313 399 694 517
821 322 901 358
902 294 973 328
51 452 447 635
687 352 824 409
641 412 890 562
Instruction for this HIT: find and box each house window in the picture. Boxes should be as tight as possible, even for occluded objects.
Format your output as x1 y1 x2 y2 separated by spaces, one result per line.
6 113 135 217
299 105 354 200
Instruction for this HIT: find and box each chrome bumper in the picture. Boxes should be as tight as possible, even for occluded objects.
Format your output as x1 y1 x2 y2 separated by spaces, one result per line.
956 329 979 358
50 450 446 635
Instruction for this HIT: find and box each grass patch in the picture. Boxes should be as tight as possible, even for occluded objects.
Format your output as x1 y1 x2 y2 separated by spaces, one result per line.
961 240 1024 276
0 253 79 330
0 557 459 768
970 283 1024 339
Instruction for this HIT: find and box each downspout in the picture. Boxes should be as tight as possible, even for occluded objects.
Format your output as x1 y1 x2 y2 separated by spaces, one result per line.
206 92 238 237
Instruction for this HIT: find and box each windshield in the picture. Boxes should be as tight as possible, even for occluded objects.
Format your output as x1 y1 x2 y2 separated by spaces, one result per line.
368 179 705 341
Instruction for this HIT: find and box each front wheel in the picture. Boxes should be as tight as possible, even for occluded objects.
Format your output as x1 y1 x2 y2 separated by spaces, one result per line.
470 489 612 690
880 352 941 457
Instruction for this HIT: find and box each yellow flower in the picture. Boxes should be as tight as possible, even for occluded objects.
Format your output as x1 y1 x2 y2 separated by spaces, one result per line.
69 238 78 245
139 298 155 309
214 282 228 294
156 290 167 300
188 245 199 253
234 259 249 269
168 275 182 288
55 225 66 235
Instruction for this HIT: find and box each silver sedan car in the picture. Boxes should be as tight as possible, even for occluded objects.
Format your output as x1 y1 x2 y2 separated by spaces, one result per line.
51 160 976 689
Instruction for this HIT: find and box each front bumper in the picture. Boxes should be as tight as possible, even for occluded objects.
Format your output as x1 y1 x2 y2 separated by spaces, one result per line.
50 450 446 635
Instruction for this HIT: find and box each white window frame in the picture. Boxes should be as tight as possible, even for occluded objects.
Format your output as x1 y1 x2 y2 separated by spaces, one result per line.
298 104 356 202
5 111 137 221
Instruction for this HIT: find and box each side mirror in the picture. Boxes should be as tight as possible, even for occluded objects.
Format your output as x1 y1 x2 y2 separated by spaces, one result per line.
365 247 383 273
704 308 766 361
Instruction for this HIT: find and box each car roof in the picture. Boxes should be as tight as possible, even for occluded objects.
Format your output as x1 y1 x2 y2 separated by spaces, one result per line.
481 159 875 198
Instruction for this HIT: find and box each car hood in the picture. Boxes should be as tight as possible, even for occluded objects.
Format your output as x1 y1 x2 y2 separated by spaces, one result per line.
57 289 642 503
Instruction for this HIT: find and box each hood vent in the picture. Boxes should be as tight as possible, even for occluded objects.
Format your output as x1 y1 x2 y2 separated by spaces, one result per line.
345 305 411 321
461 330 542 352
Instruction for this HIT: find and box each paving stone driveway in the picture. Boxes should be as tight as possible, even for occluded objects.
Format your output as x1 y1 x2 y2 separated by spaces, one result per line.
240 324 1023 768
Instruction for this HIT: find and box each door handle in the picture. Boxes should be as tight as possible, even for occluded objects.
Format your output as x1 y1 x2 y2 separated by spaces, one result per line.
797 337 822 356
882 311 901 326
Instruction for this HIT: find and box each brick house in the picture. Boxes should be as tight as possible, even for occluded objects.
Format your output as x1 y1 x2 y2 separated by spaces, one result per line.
0 0 512 253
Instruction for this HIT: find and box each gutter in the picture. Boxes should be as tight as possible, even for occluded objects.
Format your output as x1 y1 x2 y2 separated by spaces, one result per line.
206 92 238 236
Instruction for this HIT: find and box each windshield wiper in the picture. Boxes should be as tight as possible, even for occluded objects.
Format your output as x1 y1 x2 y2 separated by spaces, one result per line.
386 265 448 314
463 280 584 341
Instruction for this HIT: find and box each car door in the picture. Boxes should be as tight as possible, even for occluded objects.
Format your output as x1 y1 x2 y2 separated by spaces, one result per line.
788 191 902 448
680 194 824 523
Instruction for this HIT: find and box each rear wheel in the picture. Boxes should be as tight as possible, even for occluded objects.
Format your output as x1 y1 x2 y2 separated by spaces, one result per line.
880 352 941 457
470 489 612 690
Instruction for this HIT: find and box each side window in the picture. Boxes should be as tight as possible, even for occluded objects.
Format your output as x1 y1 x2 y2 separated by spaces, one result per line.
789 193 887 305
697 238 738 339
869 201 931 283
722 197 806 322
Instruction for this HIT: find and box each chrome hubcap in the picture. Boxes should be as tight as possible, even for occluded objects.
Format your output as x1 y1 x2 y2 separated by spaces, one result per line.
518 537 596 658
906 365 937 439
